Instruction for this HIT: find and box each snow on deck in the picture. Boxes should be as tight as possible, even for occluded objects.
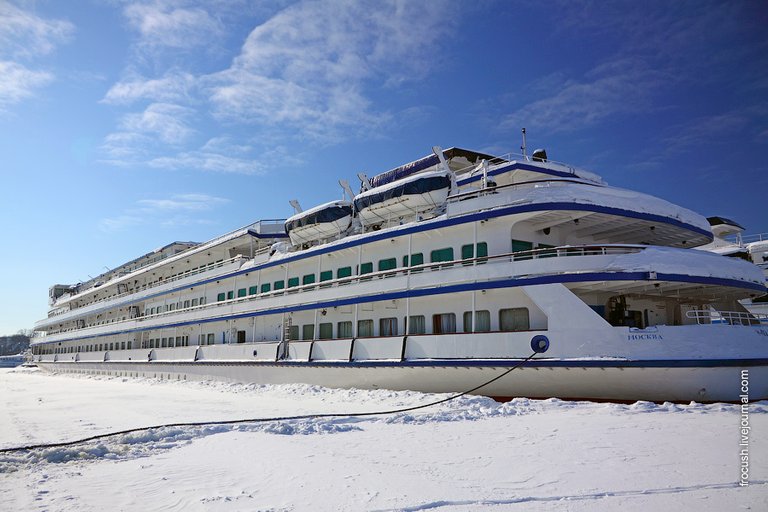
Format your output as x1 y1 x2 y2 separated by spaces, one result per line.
0 368 765 511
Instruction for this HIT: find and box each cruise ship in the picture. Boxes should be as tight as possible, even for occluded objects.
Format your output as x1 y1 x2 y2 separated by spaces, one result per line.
31 146 768 402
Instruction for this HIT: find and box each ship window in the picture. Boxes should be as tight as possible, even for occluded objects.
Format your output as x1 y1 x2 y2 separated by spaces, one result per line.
237 331 246 343
404 253 424 272
184 300 190 308
357 319 374 337
161 338 167 348
249 286 258 295
227 291 234 300
499 308 530 331
288 325 299 341
463 310 490 332
261 283 271 293
337 266 352 279
200 297 206 305
432 313 456 334
192 298 199 307
338 321 353 338
320 270 333 282
461 243 488 264
302 324 315 340
217 293 226 302
512 239 533 259
198 334 205 345
207 333 215 345
407 315 426 334
378 258 397 271
380 317 398 336
359 262 373 274
318 322 333 339
274 280 285 290
303 274 315 285
121 342 126 350
288 277 299 288
238 288 247 298
169 303 175 311
430 248 454 268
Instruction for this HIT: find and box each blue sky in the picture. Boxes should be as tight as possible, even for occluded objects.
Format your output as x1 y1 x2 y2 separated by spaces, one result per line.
1 0 767 335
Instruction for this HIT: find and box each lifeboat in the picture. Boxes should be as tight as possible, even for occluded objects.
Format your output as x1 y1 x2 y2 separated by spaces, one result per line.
354 169 452 226
284 200 353 246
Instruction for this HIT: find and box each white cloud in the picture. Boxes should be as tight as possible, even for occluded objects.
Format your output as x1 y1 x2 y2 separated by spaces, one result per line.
119 102 195 145
99 193 229 232
0 61 53 109
0 2 74 58
0 3 73 111
123 1 223 50
102 71 196 105
207 0 452 141
500 58 668 134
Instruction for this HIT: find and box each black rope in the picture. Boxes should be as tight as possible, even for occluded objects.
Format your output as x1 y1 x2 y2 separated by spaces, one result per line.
0 352 537 454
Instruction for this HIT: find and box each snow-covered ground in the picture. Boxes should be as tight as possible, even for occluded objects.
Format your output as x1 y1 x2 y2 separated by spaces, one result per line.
1 367 766 511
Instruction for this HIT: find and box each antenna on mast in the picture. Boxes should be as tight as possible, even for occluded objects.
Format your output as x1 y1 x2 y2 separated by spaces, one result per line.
521 127 527 159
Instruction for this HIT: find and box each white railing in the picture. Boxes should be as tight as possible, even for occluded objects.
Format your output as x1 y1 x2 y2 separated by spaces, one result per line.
685 310 767 326
38 244 646 343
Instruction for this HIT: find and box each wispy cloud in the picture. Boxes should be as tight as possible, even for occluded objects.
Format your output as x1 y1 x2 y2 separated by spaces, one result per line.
119 102 195 145
100 0 456 171
0 2 74 58
206 0 453 142
102 70 196 105
123 0 223 51
99 193 229 232
500 58 668 133
0 61 54 109
0 3 73 111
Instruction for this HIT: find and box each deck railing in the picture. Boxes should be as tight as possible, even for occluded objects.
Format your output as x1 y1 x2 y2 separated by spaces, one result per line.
685 310 767 326
39 244 646 340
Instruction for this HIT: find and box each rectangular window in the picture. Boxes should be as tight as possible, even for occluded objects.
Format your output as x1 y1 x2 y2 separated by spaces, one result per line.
432 313 457 334
463 310 491 332
288 325 299 341
500 307 530 331
338 321 353 338
237 288 247 298
403 252 424 270
320 270 333 281
407 315 426 334
378 258 397 271
227 291 234 300
237 330 246 343
217 292 226 302
184 300 190 308
359 262 373 281
161 338 167 348
302 324 315 340
430 248 454 268
512 239 534 259
200 297 206 305
357 319 374 337
207 333 215 345
288 277 299 288
249 286 258 295
318 322 333 339
274 280 285 290
461 243 474 260
198 334 205 345
337 266 352 279
261 283 271 293
379 317 398 336
302 274 315 285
